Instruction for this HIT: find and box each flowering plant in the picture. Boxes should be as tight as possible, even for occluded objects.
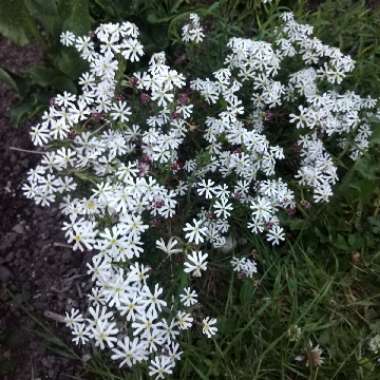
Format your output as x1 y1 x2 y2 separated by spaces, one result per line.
23 11 378 378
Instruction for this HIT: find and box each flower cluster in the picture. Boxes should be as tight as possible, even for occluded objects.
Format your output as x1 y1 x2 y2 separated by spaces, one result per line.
23 12 378 379
231 256 257 278
26 20 219 379
192 11 377 211
181 13 205 44
369 334 380 355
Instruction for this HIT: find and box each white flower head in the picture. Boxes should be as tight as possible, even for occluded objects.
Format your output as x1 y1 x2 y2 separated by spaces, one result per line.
184 251 208 277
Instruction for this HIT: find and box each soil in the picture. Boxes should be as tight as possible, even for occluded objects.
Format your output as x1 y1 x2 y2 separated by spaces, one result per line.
0 37 87 380
369 0 380 9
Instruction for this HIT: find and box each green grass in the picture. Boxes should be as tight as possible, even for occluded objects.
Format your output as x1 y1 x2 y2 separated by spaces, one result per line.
176 243 380 379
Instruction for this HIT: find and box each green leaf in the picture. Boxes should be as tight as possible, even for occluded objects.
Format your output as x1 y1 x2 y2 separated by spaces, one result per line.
239 280 255 305
0 0 40 45
0 67 19 93
333 234 349 251
9 96 38 126
370 122 380 145
147 13 174 24
187 360 209 380
288 218 307 231
55 49 87 80
59 0 92 35
27 65 77 92
28 0 57 16
93 0 116 16
348 234 364 249
25 0 60 37
73 171 98 185
355 157 379 181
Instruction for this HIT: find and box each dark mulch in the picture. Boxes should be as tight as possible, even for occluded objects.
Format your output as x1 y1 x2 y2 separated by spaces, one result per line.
369 0 380 9
0 37 87 380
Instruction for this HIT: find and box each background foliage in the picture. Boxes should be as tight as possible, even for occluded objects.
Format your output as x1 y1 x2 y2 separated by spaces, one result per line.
1 0 380 378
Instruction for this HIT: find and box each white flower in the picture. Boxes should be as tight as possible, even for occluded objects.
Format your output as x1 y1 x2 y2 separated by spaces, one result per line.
72 322 91 345
213 198 233 219
184 251 208 277
119 293 142 322
306 341 325 367
156 237 182 256
266 225 285 245
148 355 174 380
181 13 205 44
60 31 76 46
180 287 198 307
231 257 257 278
65 308 84 329
167 342 183 362
183 218 208 245
176 311 194 330
121 38 144 62
90 317 119 350
140 284 167 319
66 220 97 251
111 337 148 367
110 100 132 123
202 317 218 338
369 334 380 354
30 123 51 146
250 197 274 223
197 179 216 199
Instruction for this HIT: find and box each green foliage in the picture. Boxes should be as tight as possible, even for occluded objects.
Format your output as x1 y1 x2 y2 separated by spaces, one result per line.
305 0 380 98
0 0 39 45
0 0 93 125
1 0 380 379
0 67 19 92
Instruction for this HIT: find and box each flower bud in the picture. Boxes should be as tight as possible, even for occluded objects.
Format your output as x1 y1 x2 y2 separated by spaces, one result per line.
179 93 190 105
140 93 151 104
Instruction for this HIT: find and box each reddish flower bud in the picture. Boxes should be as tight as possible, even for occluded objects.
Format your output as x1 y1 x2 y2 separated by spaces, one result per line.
265 111 274 121
300 200 311 209
129 77 139 87
178 93 190 105
91 112 104 121
171 112 180 120
68 131 76 139
174 54 187 65
171 160 183 172
153 198 165 209
207 212 215 220
140 93 151 104
138 161 150 176
151 218 161 227
141 154 152 164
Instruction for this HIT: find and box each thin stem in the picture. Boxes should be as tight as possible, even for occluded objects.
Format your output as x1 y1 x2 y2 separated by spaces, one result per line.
53 242 72 249
89 121 110 136
9 146 45 155
43 310 66 323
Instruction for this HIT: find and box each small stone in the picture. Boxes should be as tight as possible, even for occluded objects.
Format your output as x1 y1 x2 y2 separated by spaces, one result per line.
12 222 25 234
